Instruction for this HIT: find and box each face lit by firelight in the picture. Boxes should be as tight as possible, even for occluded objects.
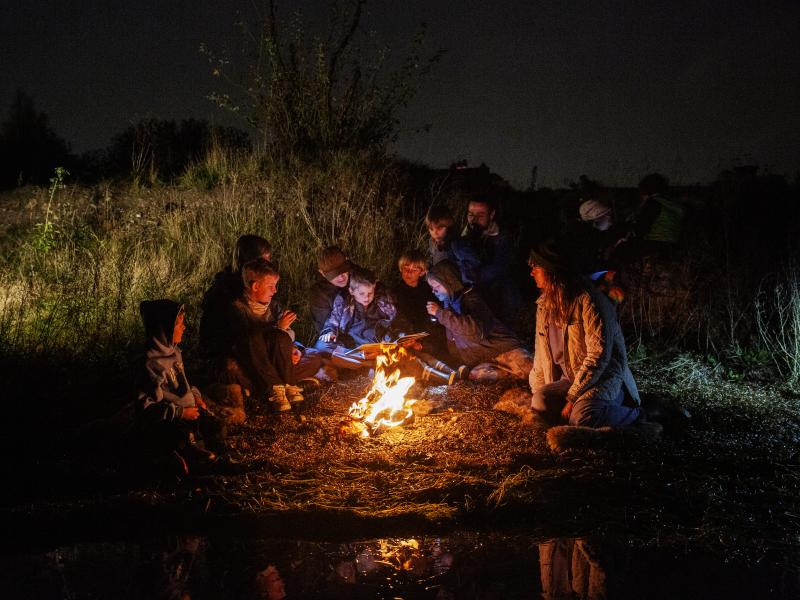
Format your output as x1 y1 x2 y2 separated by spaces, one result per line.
327 271 349 288
400 263 426 287
350 283 375 307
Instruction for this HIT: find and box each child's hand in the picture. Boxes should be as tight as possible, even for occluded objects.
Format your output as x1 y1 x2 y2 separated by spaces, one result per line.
182 406 200 421
319 332 336 343
426 301 440 316
277 310 297 329
291 347 302 364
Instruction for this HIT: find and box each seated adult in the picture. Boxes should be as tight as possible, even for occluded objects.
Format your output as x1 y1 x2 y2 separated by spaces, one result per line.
425 260 532 382
460 194 523 319
527 240 643 427
309 246 353 335
316 267 401 369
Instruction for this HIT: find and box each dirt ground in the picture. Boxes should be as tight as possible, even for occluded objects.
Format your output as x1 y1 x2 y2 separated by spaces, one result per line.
3 361 798 573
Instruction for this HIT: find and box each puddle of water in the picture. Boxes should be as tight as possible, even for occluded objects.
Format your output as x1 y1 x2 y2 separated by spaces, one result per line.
3 532 797 599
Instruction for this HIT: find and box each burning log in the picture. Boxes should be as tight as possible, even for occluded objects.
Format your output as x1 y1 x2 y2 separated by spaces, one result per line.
347 344 418 437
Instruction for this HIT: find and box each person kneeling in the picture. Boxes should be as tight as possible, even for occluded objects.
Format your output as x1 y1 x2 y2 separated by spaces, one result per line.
528 240 643 427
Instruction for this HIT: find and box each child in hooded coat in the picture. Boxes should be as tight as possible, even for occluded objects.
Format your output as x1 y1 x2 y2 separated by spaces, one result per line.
137 299 223 473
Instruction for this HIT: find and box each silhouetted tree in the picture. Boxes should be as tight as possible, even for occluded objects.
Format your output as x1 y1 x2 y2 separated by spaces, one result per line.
0 90 73 189
203 0 440 166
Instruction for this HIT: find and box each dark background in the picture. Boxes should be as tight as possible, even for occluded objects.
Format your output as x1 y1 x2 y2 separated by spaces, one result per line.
2 0 799 187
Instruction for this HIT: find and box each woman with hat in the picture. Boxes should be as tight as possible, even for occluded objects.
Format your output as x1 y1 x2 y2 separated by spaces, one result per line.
528 240 643 427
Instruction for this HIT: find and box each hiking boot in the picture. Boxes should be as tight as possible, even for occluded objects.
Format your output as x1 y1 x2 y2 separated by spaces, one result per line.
269 385 291 412
285 384 305 404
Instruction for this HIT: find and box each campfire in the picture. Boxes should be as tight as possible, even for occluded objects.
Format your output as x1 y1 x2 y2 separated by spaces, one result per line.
347 345 417 437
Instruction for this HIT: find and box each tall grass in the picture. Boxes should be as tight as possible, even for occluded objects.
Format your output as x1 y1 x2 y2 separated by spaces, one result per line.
756 268 800 387
0 152 420 364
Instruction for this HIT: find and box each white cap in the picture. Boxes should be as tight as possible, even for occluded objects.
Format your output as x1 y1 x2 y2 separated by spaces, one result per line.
579 200 612 222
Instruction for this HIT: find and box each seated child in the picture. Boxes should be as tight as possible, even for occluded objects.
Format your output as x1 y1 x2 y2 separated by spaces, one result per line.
137 300 224 475
393 249 450 356
426 205 480 285
316 267 401 368
425 260 533 382
309 246 353 335
200 234 272 354
228 259 318 412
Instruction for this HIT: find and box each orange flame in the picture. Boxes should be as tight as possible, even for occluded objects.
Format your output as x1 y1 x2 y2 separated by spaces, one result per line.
348 345 417 437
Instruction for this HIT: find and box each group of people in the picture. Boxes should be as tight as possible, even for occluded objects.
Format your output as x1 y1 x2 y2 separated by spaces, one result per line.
135 187 673 474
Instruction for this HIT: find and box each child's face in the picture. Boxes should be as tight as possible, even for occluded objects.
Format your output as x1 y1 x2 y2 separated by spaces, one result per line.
428 222 450 244
400 263 426 287
172 312 186 345
350 283 375 307
251 274 280 304
429 279 449 302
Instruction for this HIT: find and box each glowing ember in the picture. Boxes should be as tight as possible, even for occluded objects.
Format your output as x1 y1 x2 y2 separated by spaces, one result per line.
348 345 417 437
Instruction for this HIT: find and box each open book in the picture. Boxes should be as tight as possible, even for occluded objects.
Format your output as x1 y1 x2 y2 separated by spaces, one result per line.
342 332 429 356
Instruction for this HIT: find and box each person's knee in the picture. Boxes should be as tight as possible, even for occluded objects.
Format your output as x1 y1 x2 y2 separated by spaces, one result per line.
569 404 607 428
530 390 548 412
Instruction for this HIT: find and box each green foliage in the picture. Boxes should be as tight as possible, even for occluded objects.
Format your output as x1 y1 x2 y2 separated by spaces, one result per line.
32 166 68 253
0 156 414 359
203 0 439 166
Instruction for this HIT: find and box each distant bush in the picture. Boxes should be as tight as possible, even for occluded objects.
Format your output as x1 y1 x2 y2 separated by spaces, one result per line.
100 118 251 186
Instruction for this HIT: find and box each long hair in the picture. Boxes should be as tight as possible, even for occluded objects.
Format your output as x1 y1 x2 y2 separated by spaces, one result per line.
538 269 586 327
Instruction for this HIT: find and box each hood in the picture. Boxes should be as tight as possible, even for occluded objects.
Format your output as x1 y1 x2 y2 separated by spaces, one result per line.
427 260 465 299
139 299 183 355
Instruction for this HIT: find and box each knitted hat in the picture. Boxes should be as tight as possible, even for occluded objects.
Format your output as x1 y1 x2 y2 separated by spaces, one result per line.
318 246 352 281
528 239 574 273
578 200 612 222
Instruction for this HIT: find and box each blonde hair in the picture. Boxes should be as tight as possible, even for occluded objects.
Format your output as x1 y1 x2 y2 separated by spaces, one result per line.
398 249 427 271
349 267 377 291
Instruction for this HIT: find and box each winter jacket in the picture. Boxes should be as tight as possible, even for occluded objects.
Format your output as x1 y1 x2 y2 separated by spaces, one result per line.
309 273 349 334
631 194 684 245
199 268 242 355
393 279 438 333
428 260 522 365
320 285 400 345
137 300 199 423
427 236 480 285
461 221 514 287
529 285 640 408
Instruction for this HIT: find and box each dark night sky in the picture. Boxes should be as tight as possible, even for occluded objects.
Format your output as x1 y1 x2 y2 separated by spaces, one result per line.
3 0 799 188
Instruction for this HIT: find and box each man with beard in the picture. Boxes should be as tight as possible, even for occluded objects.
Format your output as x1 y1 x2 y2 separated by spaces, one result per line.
461 194 522 321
